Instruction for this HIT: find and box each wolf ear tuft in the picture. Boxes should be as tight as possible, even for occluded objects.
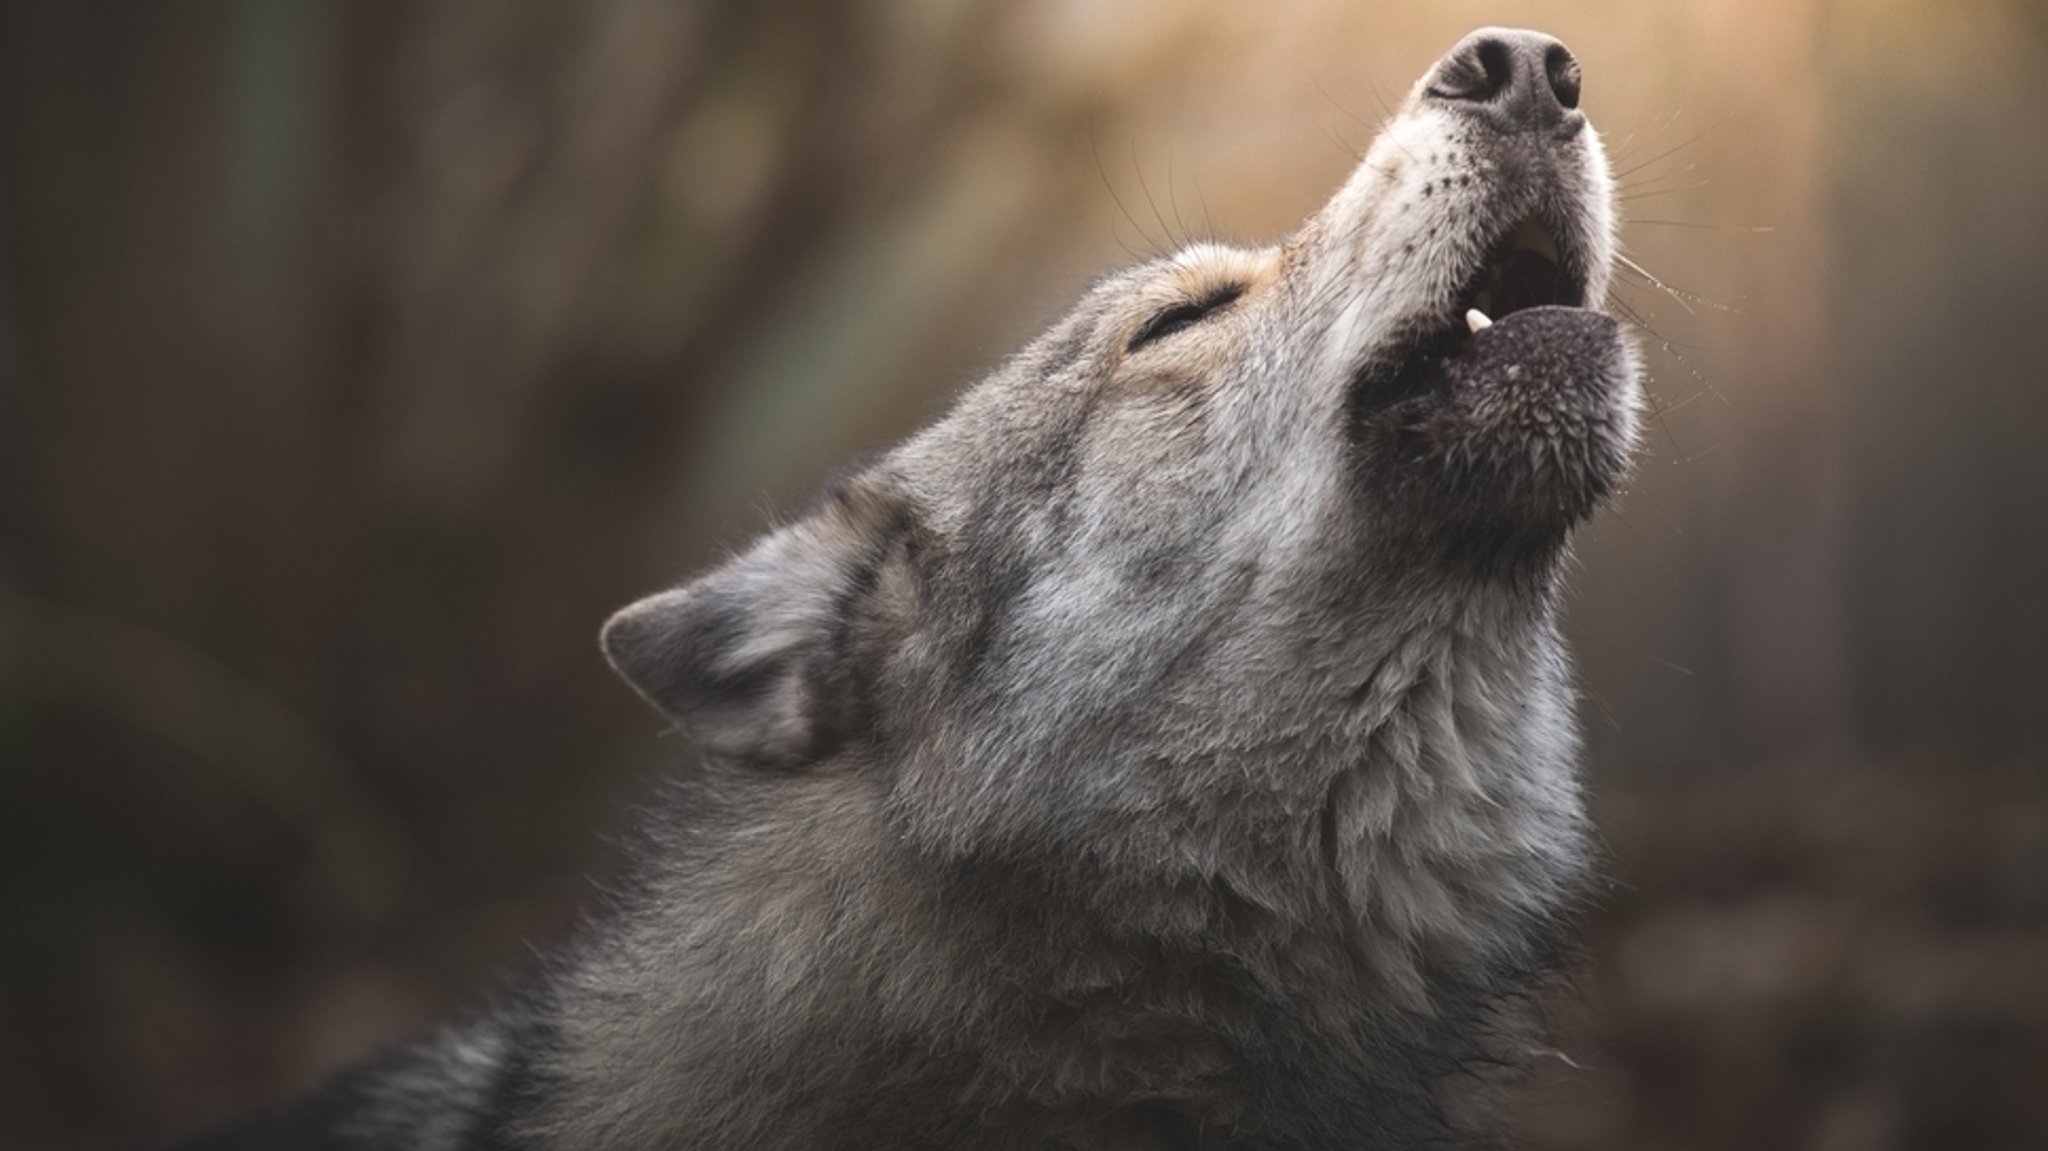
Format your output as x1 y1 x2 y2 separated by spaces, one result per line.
600 482 913 767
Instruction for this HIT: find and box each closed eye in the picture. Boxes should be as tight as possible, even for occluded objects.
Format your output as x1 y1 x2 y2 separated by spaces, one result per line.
1127 284 1245 352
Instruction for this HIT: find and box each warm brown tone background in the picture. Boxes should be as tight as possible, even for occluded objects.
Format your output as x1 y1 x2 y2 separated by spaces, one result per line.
4 2 2045 1148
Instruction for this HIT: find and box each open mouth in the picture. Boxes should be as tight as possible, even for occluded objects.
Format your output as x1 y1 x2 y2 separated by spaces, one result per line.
1455 217 1581 336
1352 214 1589 417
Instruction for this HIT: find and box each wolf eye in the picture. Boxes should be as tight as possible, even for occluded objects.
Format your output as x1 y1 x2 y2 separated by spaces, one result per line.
1127 284 1245 352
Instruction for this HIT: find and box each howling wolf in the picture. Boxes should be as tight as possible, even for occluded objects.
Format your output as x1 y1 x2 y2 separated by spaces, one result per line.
175 26 1641 1151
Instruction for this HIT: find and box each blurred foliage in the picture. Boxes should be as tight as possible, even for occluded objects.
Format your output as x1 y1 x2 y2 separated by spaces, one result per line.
1 1 2045 1147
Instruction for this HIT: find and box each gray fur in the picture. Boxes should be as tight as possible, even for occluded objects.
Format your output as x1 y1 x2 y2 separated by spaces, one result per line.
174 28 1642 1151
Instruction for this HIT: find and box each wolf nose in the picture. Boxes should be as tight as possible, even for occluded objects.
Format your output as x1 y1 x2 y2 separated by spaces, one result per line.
1425 28 1582 132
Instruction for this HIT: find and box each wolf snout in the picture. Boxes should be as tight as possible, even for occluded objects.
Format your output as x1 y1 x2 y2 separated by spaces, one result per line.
1424 27 1583 134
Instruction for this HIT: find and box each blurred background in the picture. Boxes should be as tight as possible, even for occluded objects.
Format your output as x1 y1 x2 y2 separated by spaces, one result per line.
3 1 2046 1147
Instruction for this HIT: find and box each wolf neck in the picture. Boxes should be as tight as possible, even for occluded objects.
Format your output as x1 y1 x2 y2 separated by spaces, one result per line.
1123 583 1588 981
1312 589 1587 1001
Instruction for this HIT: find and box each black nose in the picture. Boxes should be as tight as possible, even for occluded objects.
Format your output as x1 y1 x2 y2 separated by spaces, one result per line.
1425 27 1582 132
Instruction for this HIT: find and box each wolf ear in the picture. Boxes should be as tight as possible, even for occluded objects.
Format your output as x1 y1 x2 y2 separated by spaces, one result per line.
600 481 914 766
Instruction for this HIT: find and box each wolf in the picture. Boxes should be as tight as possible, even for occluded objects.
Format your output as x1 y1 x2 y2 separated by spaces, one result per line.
172 27 1640 1151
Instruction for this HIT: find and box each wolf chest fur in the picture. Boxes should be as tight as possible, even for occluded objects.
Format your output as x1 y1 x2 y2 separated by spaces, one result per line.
179 26 1642 1151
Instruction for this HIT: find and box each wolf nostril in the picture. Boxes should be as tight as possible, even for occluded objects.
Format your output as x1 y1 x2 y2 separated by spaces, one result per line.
1427 28 1582 131
1431 37 1513 103
1474 40 1514 100
1546 44 1582 111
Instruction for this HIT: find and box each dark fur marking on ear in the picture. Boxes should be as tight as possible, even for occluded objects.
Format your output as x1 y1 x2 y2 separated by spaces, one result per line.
814 497 927 759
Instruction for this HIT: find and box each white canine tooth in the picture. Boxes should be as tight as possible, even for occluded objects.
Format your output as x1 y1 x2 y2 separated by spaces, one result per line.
1465 308 1493 333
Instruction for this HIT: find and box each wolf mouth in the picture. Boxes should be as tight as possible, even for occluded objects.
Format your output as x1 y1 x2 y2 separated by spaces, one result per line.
1456 215 1582 329
1352 212 1590 419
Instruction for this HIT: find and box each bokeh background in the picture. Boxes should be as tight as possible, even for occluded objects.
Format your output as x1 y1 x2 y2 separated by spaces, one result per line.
4 1 2046 1147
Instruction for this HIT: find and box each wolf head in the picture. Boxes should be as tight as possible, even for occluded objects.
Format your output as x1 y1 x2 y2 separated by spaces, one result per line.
602 29 1639 917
